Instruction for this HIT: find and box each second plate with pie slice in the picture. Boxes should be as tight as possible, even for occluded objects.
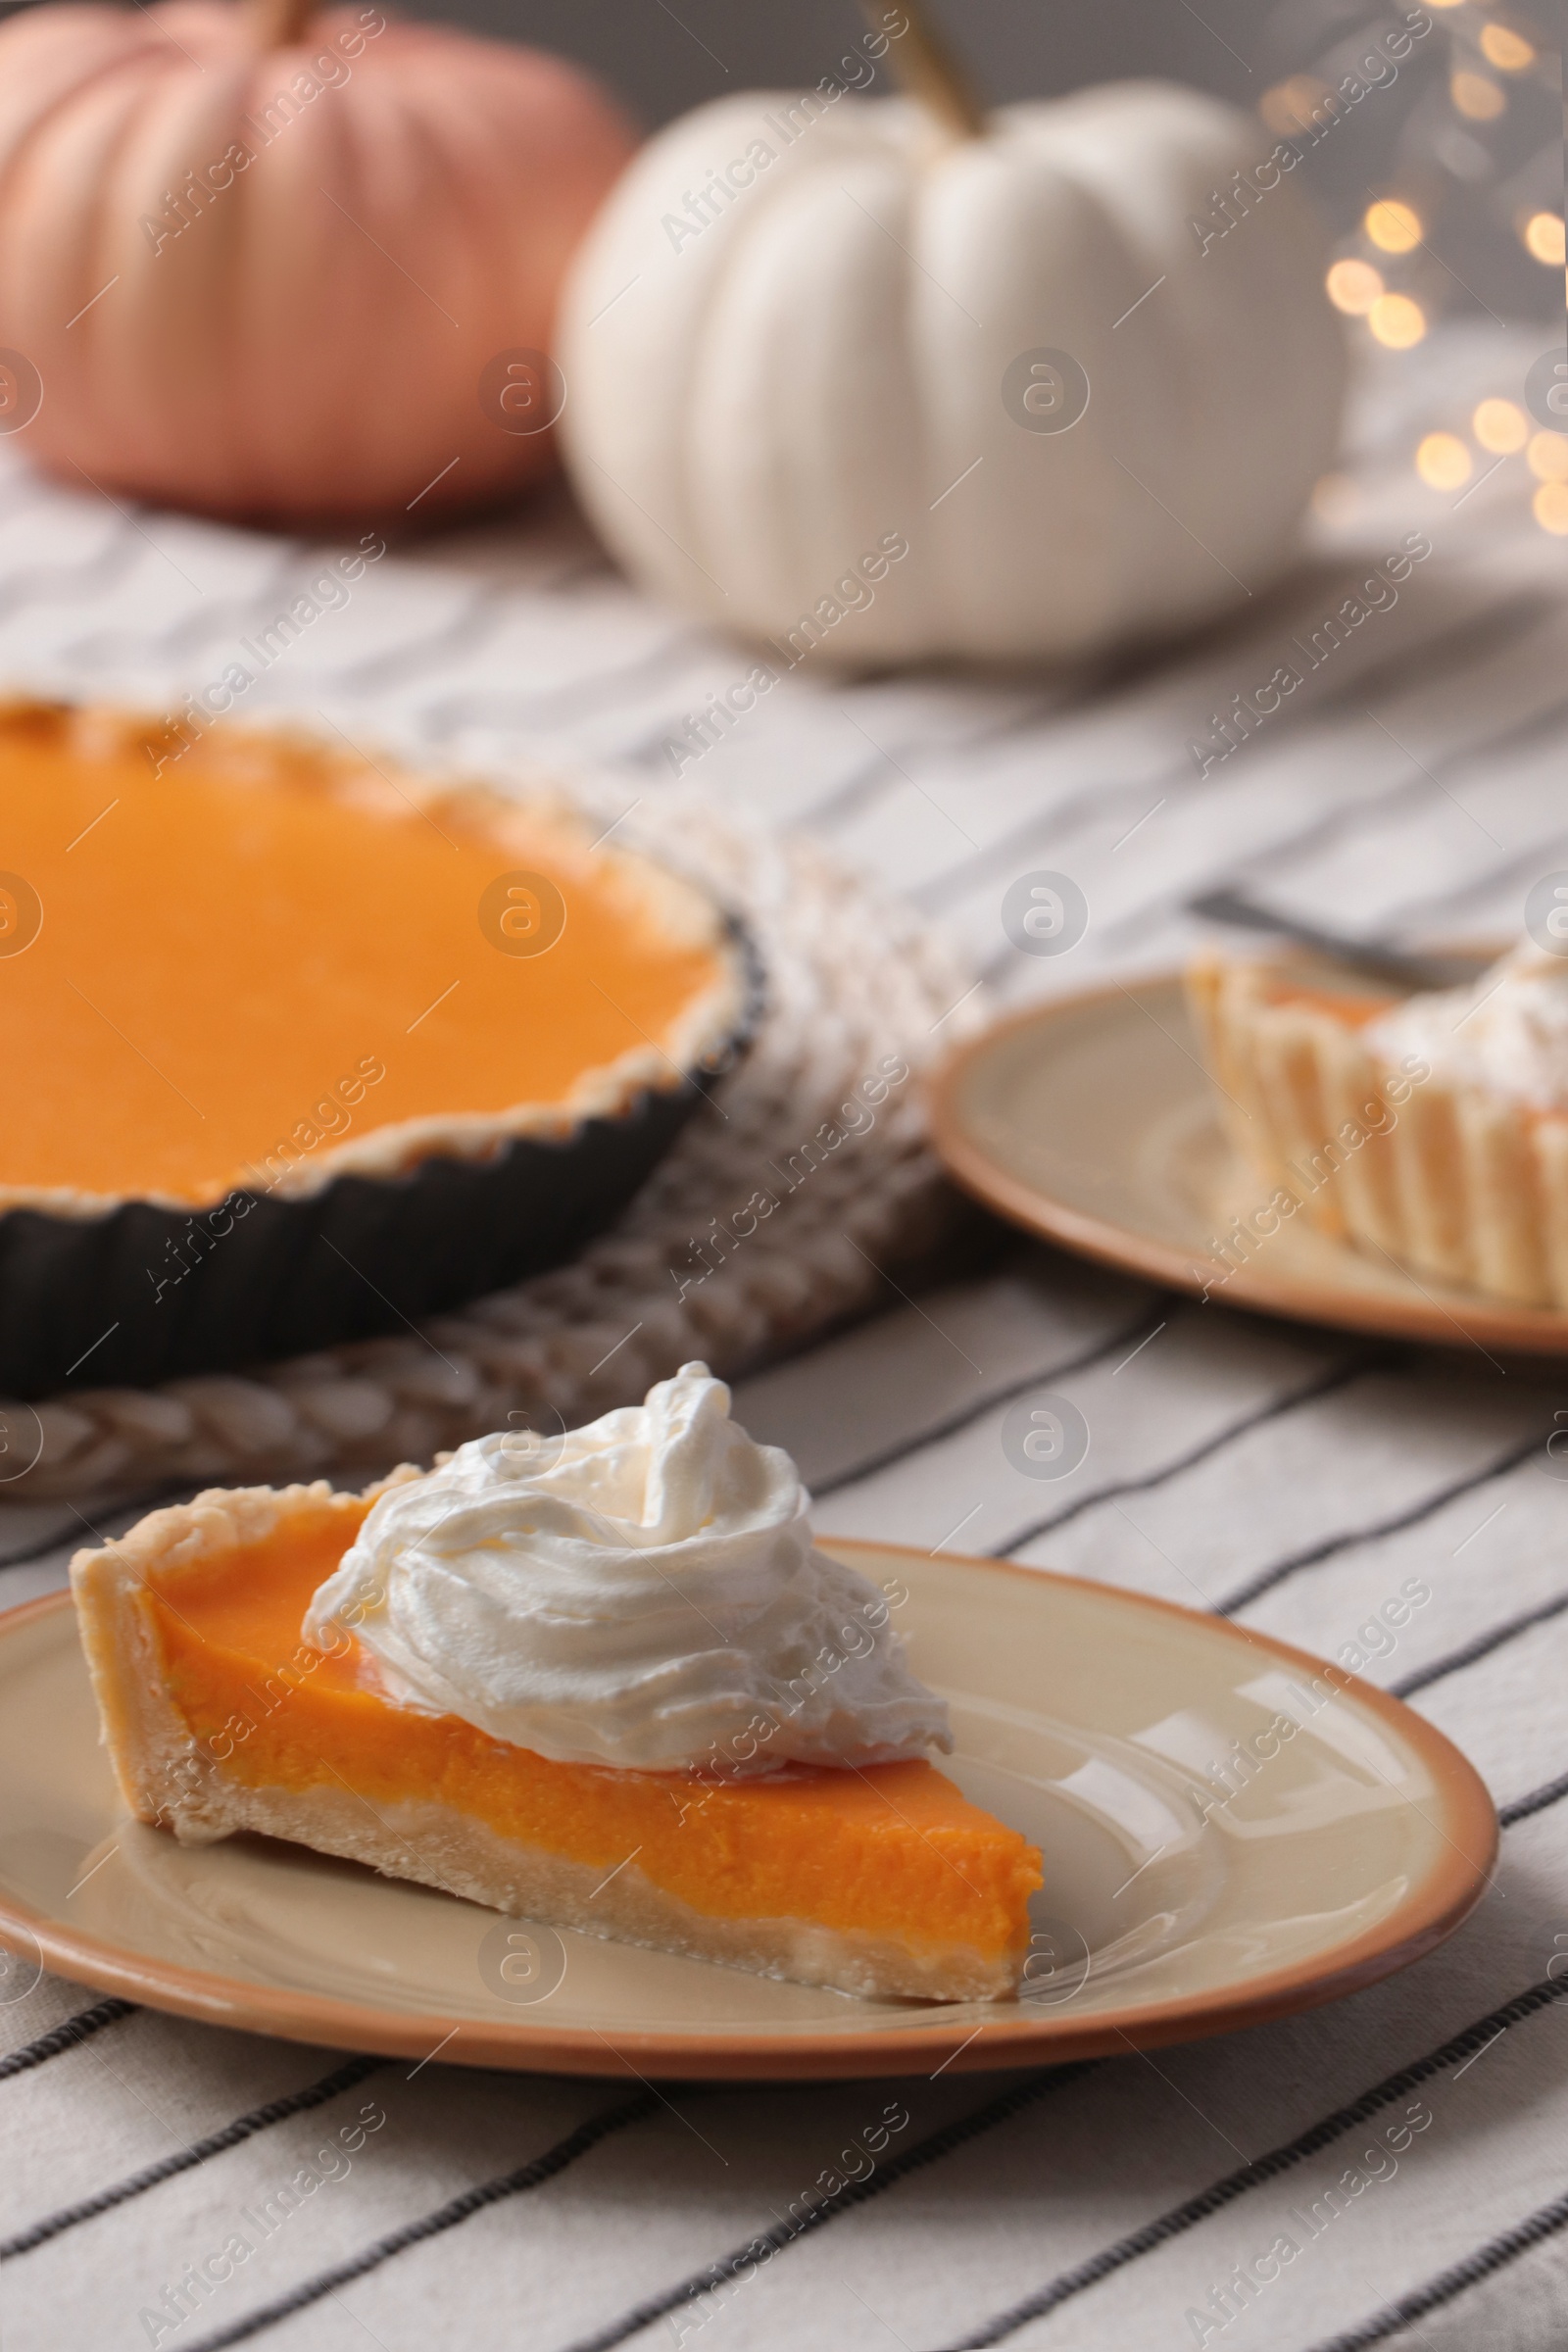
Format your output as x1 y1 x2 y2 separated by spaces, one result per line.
928 976 1568 1356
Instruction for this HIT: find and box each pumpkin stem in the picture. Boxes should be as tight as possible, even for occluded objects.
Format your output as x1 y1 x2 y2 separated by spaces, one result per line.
858 0 985 141
251 0 317 47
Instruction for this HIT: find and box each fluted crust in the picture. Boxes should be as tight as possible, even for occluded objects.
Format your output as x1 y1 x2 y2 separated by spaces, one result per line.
1187 951 1568 1309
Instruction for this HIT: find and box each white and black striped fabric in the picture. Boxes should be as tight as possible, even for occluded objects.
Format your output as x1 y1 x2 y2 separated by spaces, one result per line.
4 322 1568 2352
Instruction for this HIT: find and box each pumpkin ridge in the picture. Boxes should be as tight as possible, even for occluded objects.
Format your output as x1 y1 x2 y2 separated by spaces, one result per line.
0 13 164 187
0 0 634 520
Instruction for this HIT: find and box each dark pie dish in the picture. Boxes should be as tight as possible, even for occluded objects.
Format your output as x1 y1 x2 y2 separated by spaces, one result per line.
0 700 754 1396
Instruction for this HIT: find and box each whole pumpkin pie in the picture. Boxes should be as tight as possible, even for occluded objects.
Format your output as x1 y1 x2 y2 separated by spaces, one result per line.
0 700 748 1392
72 1365 1042 2002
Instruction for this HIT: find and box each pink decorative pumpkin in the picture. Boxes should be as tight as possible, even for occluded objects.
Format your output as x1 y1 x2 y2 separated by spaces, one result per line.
0 0 635 522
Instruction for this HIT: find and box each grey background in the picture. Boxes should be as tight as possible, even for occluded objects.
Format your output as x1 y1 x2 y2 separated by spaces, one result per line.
402 0 1562 316
424 0 1276 123
0 0 1558 317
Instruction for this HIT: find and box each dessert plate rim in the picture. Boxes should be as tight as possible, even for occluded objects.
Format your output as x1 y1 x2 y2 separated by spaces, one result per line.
928 975 1568 1357
0 1542 1496 2080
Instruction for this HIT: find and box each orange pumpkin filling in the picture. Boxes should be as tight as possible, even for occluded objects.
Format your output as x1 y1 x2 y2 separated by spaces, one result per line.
1250 976 1394 1025
0 706 725 1204
141 1502 1040 1964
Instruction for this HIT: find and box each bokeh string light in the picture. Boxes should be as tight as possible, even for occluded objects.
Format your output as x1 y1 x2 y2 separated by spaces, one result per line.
1326 257 1386 315
1450 69 1506 120
1370 292 1427 348
1262 0 1562 535
1365 198 1423 252
1473 396 1530 451
1529 430 1568 529
1415 429 1473 486
1478 22 1537 70
1524 211 1566 266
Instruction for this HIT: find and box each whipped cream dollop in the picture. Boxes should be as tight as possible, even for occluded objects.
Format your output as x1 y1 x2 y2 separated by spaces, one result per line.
1367 940 1568 1109
303 1363 951 1776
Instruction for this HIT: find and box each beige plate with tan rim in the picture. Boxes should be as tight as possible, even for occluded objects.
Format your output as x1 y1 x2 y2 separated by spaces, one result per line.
0 1541 1494 2081
929 974 1568 1356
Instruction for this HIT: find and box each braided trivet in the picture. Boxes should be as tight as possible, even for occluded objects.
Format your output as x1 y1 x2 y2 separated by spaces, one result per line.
3 787 983 1506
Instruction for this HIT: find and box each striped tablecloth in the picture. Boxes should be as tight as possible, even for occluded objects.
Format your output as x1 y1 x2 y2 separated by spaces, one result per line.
4 321 1567 2352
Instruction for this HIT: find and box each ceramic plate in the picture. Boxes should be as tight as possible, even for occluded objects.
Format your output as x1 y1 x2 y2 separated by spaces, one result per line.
0 1542 1494 2080
929 975 1568 1356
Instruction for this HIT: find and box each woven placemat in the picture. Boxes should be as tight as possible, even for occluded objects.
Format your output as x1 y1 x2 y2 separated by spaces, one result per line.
4 786 983 1505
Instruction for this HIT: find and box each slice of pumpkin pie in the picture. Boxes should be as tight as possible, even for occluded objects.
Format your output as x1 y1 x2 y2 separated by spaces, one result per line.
72 1365 1041 2001
1188 938 1568 1306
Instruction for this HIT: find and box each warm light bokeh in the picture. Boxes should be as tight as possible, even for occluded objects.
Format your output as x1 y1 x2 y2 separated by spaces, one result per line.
1528 432 1568 482
1416 432 1472 489
1534 482 1568 535
1473 399 1529 454
1451 71 1506 119
1326 259 1385 315
1524 213 1566 267
1259 76 1333 135
1480 23 1536 70
1365 200 1422 253
1369 294 1426 349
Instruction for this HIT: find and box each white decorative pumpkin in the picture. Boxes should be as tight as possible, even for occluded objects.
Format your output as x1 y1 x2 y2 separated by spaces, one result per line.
559 60 1347 666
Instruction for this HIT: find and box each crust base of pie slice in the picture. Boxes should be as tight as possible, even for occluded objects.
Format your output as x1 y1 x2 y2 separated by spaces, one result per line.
71 1480 1041 2004
139 1770 1019 2005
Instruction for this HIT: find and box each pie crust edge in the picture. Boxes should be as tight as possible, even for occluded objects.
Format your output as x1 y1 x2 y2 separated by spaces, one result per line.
1188 947 1568 1310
